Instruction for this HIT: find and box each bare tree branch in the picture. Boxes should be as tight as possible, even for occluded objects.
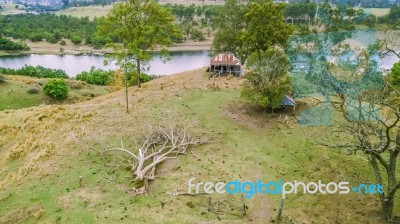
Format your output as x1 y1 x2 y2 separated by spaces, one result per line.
105 123 206 194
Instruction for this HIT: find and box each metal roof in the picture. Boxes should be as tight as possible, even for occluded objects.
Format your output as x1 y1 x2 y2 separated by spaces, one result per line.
281 95 296 106
210 53 241 66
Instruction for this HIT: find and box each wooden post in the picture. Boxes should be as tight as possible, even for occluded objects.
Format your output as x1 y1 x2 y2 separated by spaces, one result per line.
79 176 83 188
276 198 284 222
208 197 212 212
124 72 129 113
241 193 246 216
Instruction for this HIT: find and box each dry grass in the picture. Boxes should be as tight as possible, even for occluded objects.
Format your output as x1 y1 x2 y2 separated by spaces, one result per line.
366 8 390 17
4 75 41 85
22 38 99 55
0 205 45 224
16 38 212 55
0 105 95 189
55 5 113 20
0 4 27 16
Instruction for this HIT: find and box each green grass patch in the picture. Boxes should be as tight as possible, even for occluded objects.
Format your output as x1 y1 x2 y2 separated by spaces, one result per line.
0 77 111 111
0 82 398 223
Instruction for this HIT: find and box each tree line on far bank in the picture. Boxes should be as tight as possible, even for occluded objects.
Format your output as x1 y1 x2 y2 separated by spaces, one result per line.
0 2 399 51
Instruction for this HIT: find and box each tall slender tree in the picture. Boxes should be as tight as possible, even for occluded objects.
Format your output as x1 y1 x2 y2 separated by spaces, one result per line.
98 0 180 112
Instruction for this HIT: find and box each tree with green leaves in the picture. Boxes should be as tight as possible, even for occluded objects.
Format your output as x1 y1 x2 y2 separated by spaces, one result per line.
97 0 180 112
390 61 400 87
212 0 292 64
212 0 247 64
241 49 291 111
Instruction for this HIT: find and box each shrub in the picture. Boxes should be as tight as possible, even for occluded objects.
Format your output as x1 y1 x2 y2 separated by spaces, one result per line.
43 79 69 100
0 36 30 51
390 61 400 87
27 87 40 94
0 65 68 79
0 75 5 83
67 80 85 89
75 67 112 85
60 40 67 46
241 49 291 110
91 35 110 49
29 33 45 42
47 35 58 44
70 35 82 45
190 28 206 41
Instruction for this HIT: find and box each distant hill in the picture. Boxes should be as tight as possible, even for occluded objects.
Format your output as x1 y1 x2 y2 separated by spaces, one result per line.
15 0 62 7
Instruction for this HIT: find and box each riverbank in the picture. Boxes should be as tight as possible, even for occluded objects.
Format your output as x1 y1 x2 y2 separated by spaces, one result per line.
0 38 212 56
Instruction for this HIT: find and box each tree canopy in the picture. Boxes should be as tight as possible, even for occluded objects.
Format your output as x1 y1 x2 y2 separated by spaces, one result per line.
212 0 293 64
389 61 400 87
241 49 291 110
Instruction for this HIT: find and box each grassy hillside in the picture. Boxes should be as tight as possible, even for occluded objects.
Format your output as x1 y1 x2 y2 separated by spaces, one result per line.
0 75 112 111
368 8 390 17
0 69 398 223
0 4 27 16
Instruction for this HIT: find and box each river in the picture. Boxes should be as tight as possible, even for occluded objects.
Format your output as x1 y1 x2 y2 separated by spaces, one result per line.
0 51 212 77
0 50 398 77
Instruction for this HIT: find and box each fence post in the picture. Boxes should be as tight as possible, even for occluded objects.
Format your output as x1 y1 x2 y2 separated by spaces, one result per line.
276 198 284 222
208 197 212 212
241 193 246 216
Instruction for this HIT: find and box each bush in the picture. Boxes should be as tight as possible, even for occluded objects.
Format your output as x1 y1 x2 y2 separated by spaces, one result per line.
0 65 68 79
190 28 206 41
241 49 291 110
126 72 158 86
70 35 82 45
0 75 5 83
47 35 58 44
75 67 112 85
43 79 69 100
91 35 111 49
67 80 85 89
0 36 30 51
390 61 400 87
27 87 40 94
60 40 66 45
29 33 45 42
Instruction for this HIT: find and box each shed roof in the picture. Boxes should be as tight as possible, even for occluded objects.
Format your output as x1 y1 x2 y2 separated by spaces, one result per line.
281 95 296 106
211 53 241 66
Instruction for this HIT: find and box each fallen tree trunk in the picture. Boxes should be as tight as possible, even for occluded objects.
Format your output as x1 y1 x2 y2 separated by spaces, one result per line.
105 123 203 194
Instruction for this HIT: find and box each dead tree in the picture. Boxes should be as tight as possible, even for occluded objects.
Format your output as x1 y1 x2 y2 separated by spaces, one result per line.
378 30 400 59
320 83 400 220
105 123 203 194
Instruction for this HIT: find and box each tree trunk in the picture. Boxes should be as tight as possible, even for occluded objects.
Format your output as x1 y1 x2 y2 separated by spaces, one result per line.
383 150 399 220
370 152 399 220
137 60 141 88
382 195 395 221
124 71 129 113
